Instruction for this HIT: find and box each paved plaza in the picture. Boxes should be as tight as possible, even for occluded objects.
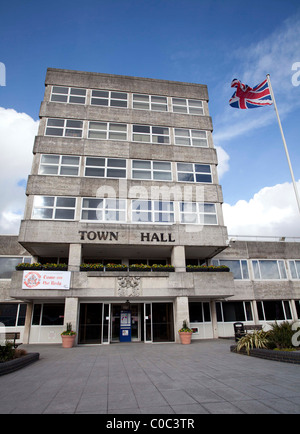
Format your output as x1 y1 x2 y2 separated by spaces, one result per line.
0 339 299 414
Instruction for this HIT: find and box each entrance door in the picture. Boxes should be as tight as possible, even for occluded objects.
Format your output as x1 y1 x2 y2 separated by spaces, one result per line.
152 303 174 342
78 303 102 344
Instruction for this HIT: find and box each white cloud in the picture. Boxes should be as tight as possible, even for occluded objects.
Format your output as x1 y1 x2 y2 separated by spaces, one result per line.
223 180 300 237
0 108 39 234
215 145 230 179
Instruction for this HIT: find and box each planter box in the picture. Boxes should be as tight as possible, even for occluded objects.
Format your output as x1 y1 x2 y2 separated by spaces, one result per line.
80 266 104 272
129 268 151 272
105 267 128 272
186 268 208 272
0 353 40 376
152 268 175 272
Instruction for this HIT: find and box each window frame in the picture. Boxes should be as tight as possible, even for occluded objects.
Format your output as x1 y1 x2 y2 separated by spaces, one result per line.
50 86 87 104
32 196 77 221
39 154 81 177
288 260 300 279
132 125 170 145
131 159 172 181
132 94 168 112
0 303 27 327
84 157 127 179
179 202 218 225
90 89 128 108
88 121 128 141
45 118 83 138
131 200 175 224
257 300 292 322
176 162 212 184
216 301 253 323
81 197 127 223
174 128 208 147
251 259 288 280
172 97 204 115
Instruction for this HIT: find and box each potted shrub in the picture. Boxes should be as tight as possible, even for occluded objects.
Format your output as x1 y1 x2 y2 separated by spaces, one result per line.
151 264 175 272
80 263 104 271
16 262 43 271
129 263 151 272
178 320 193 344
186 265 209 272
43 263 68 271
61 323 76 348
105 263 127 271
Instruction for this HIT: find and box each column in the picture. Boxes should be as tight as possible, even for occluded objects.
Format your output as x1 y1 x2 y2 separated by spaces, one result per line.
210 301 219 339
23 302 33 344
171 245 186 273
174 296 190 343
68 243 82 272
64 297 79 333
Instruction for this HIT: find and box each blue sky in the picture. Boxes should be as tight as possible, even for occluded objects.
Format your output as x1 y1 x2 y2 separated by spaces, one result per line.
0 0 300 236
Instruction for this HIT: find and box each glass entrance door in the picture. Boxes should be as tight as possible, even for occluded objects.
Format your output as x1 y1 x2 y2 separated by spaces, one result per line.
78 303 102 344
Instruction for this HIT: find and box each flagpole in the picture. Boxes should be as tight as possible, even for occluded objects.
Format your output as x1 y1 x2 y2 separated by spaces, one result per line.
266 73 300 215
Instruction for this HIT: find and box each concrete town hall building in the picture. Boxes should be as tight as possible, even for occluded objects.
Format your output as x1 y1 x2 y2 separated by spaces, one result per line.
1 68 300 345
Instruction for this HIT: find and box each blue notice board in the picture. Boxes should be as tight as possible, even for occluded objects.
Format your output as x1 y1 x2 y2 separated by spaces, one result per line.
120 311 131 342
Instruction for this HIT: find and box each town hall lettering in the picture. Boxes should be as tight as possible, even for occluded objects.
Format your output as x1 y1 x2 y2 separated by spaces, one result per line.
79 231 119 241
78 231 175 242
141 232 175 242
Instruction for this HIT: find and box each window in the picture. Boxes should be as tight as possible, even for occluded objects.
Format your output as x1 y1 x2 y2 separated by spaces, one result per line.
133 94 168 111
51 86 86 104
91 90 128 107
252 260 287 280
85 157 126 178
257 300 292 321
32 196 76 220
189 302 211 323
0 257 31 279
81 198 126 222
180 202 217 225
132 200 174 223
172 98 204 115
296 301 300 319
177 163 212 183
212 259 249 279
39 155 80 176
0 303 27 326
174 128 208 147
45 118 83 138
88 122 127 140
32 304 64 326
132 125 170 144
216 301 253 322
288 260 300 279
132 160 172 181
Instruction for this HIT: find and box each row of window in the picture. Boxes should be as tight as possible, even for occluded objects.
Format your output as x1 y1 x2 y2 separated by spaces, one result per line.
44 118 209 147
1 300 299 328
39 154 213 184
50 86 205 115
32 196 218 225
213 258 300 280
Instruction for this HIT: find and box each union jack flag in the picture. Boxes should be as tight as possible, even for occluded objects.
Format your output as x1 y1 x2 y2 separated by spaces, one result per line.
229 78 273 109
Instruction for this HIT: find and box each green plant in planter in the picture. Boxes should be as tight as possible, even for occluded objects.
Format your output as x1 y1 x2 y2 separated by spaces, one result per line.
268 321 295 350
236 330 270 355
178 320 193 333
80 263 104 271
43 263 68 270
16 262 42 270
151 264 175 271
105 263 127 271
61 322 76 336
129 263 151 271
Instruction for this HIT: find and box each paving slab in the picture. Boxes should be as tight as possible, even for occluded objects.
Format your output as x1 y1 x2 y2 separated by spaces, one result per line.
0 339 300 414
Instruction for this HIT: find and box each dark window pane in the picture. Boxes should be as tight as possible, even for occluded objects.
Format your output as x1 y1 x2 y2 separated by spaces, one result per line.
41 304 64 326
0 304 18 326
32 304 42 325
189 302 203 323
17 304 27 326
